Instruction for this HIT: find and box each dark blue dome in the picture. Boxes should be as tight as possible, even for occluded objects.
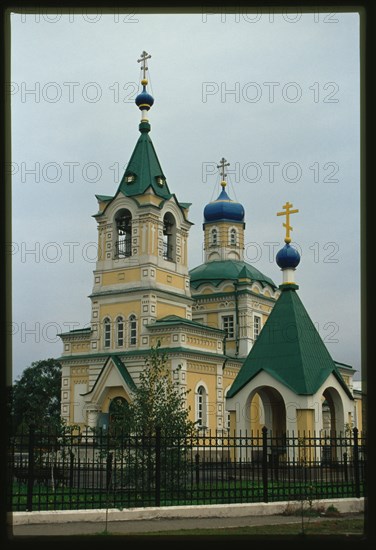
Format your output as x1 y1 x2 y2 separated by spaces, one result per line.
204 187 245 222
276 243 300 269
135 86 154 111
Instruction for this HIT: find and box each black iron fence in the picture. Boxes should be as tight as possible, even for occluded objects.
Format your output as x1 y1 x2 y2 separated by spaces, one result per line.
8 426 365 512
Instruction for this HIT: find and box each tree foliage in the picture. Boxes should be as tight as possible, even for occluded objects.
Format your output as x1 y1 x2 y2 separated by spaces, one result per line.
10 358 62 431
110 343 196 437
106 344 196 492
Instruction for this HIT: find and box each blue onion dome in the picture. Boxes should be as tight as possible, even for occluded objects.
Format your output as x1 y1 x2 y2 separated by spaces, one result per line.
135 85 154 111
204 185 245 223
276 243 301 269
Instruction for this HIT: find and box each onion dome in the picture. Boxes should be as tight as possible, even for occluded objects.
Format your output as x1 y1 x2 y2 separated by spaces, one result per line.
135 84 154 111
204 183 245 223
276 243 300 269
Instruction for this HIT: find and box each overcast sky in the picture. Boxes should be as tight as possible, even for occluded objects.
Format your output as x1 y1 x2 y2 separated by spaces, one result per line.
10 9 361 383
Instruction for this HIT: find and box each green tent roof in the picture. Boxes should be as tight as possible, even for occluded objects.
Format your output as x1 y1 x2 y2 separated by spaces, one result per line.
227 285 352 398
189 260 277 290
117 122 172 200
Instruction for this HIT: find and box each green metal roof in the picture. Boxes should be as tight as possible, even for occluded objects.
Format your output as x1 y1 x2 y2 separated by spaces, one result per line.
93 123 191 219
95 194 113 202
147 315 225 334
227 285 353 399
189 260 277 290
82 354 136 396
117 123 172 200
58 327 92 337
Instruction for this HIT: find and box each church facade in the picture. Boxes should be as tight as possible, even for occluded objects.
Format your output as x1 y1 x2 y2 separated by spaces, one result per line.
58 53 362 436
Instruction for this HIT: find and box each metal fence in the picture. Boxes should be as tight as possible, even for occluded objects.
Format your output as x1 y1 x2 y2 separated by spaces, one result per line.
7 426 365 512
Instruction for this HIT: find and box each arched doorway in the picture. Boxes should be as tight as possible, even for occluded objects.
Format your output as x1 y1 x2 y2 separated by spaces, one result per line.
322 387 345 436
108 396 130 431
248 386 286 436
321 386 346 463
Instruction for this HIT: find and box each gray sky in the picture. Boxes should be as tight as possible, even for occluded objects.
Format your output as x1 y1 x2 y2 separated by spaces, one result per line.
10 9 361 382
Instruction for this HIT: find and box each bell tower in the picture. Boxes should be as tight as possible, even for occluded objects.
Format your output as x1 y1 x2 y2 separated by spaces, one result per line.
89 52 193 355
203 157 245 262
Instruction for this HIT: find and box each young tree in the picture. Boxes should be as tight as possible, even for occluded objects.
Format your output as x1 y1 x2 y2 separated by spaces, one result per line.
107 344 196 496
132 344 195 435
10 358 62 432
110 343 195 436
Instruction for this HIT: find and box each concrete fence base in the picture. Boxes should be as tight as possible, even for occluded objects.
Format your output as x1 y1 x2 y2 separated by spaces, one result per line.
10 497 364 526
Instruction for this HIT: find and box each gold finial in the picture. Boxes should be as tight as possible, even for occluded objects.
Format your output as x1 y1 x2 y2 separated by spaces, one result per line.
137 50 151 83
277 201 299 243
217 157 230 187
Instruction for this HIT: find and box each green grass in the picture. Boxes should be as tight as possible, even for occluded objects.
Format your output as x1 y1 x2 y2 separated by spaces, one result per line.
115 518 364 537
11 480 364 511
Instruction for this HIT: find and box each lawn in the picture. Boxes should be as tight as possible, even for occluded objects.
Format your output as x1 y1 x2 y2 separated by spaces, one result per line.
117 517 364 537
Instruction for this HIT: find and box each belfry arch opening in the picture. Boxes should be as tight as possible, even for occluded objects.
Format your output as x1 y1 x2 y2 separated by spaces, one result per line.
115 209 132 258
163 212 175 261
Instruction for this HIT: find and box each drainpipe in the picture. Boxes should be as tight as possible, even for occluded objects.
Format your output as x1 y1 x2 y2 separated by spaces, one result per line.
234 280 239 357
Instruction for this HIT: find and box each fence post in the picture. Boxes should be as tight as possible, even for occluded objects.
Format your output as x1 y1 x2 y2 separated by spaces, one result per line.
262 426 268 503
195 453 200 485
69 449 74 488
155 426 161 507
353 427 360 498
106 452 113 490
26 425 35 512
343 452 348 483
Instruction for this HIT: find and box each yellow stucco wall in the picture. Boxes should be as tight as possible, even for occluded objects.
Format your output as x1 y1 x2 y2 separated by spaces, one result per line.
355 398 363 433
296 409 315 435
100 301 141 319
135 194 163 207
155 269 185 289
204 221 244 249
102 268 141 286
296 409 315 461
70 341 90 353
186 365 217 429
69 367 89 424
249 393 264 434
150 334 172 347
157 302 186 318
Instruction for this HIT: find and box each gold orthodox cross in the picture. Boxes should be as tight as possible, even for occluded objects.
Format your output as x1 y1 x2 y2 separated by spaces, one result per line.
277 201 299 243
217 157 230 184
137 50 152 81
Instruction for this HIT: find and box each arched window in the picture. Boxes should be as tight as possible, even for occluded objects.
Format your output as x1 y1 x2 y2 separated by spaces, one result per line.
196 385 208 429
115 209 132 258
229 227 237 245
163 212 175 261
129 314 137 346
210 228 218 246
103 317 111 348
116 316 124 347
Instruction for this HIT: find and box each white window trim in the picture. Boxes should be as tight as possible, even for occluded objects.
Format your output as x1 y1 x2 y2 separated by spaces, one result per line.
222 314 235 340
103 317 112 349
128 314 137 346
195 381 209 430
228 226 238 246
253 314 262 340
210 226 219 247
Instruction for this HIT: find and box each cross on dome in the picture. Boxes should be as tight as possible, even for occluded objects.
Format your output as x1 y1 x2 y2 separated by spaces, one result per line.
277 201 299 244
217 157 230 187
137 50 151 83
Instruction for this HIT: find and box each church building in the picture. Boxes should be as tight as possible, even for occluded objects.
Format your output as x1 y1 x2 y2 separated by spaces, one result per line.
58 52 362 436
